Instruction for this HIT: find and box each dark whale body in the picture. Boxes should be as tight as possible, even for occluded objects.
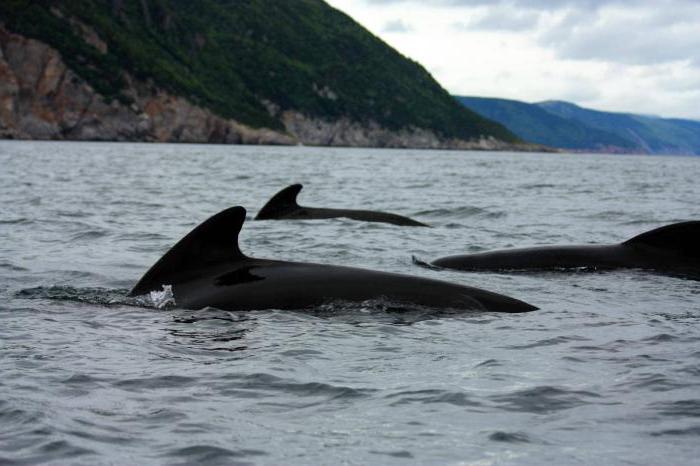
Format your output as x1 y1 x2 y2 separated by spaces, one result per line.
129 207 536 312
255 184 428 227
428 222 700 278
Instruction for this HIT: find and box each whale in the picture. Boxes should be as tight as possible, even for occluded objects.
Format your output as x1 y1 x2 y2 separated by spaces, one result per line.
254 184 428 227
128 206 537 312
424 221 700 278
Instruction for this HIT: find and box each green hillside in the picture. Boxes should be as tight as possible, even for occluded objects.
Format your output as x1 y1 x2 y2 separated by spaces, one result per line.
0 0 517 142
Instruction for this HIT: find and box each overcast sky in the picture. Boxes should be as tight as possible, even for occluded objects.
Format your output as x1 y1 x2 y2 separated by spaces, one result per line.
325 0 700 120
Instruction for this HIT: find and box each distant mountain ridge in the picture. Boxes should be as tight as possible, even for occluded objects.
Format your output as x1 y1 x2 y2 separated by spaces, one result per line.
0 0 523 149
457 96 700 155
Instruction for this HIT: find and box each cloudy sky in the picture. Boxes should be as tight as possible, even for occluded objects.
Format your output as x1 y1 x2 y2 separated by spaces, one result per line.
325 0 700 120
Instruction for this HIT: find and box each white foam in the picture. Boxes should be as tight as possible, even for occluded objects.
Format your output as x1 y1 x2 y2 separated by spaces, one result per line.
149 284 176 309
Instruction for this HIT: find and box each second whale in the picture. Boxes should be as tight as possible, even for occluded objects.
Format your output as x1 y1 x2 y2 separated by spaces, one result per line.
255 184 428 227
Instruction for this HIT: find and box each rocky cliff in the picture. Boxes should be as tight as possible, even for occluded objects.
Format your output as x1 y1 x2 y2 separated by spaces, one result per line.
0 0 538 150
0 26 532 150
0 26 293 144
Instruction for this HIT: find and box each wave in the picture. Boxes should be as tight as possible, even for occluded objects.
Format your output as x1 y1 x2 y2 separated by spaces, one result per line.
652 399 700 418
0 261 29 272
385 389 482 408
69 229 110 241
491 386 602 414
488 431 534 443
651 426 700 437
14 286 155 308
214 372 376 400
414 205 506 219
161 445 266 464
503 335 590 349
0 217 32 225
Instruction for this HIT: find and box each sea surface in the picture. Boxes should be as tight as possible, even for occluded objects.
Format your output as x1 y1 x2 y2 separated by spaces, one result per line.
1 141 699 465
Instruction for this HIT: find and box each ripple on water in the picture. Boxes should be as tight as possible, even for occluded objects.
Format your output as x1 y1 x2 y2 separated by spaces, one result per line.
650 426 700 437
113 375 198 391
474 359 503 368
642 333 679 343
68 229 110 241
488 431 533 443
0 261 29 272
652 399 700 418
415 205 507 219
503 335 589 349
678 365 700 377
370 450 414 459
0 217 32 225
0 406 43 431
15 286 133 307
161 445 267 465
62 420 138 446
214 373 376 402
5 439 95 465
619 373 687 392
385 389 482 408
491 386 602 414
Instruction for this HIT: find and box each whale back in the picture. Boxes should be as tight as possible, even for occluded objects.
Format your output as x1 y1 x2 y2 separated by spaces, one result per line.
623 221 700 258
255 184 303 219
129 207 247 296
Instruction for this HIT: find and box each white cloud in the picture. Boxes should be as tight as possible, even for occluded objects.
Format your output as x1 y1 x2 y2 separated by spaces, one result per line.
382 19 413 33
459 8 542 32
539 5 700 65
326 0 700 119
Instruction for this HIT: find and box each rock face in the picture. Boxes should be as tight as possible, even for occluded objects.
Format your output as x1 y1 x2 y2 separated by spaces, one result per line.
0 27 293 144
0 26 536 150
280 112 525 150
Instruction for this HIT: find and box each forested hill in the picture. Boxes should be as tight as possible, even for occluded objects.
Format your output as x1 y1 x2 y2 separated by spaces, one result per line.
457 96 700 155
0 0 520 148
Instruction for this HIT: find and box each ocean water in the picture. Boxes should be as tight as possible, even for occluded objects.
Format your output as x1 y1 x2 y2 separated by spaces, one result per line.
1 141 699 465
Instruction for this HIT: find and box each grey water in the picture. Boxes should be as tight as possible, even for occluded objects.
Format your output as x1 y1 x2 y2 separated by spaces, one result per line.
1 141 699 465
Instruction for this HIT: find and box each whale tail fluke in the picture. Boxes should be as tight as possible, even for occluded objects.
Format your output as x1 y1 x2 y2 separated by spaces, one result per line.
624 221 700 257
129 206 248 297
255 184 303 220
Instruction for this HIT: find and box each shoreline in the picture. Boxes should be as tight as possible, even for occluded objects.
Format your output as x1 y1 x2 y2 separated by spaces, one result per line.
4 138 700 157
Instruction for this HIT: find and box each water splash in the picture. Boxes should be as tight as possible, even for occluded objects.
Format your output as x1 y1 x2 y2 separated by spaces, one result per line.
15 286 130 306
148 284 176 309
15 285 176 310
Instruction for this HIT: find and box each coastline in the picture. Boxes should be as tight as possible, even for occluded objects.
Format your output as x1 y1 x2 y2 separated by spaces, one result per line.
0 26 548 153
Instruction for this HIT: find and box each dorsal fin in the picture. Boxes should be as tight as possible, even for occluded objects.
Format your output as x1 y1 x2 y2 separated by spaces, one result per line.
255 184 303 219
129 206 247 296
623 221 700 257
